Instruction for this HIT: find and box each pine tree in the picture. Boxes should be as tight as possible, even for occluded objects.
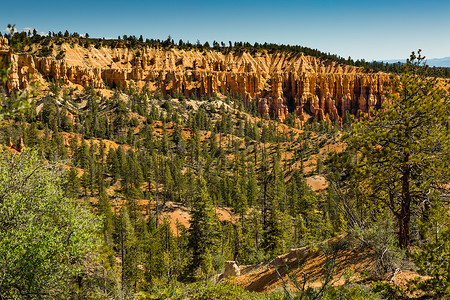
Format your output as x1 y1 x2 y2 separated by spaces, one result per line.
77 138 90 169
262 201 284 255
80 171 90 197
232 183 248 228
294 214 309 247
412 192 450 296
123 149 144 198
246 167 258 207
106 146 119 182
119 206 139 295
97 190 117 294
187 177 219 280
69 135 78 157
343 51 450 248
65 166 81 198
243 209 263 260
141 215 164 284
53 129 68 159
160 124 169 155
25 122 41 147
116 146 126 180
98 190 114 245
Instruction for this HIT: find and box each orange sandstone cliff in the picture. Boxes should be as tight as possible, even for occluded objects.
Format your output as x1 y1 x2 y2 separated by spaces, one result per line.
0 38 391 123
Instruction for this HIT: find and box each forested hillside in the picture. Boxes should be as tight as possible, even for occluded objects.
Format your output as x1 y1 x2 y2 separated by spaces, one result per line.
0 31 449 300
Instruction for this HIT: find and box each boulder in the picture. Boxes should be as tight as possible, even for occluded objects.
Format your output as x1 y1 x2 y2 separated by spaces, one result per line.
223 261 240 278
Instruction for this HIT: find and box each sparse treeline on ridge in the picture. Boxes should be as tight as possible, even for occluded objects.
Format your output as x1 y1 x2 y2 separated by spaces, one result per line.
2 26 450 78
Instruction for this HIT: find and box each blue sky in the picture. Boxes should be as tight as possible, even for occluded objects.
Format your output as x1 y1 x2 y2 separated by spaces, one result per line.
2 0 449 61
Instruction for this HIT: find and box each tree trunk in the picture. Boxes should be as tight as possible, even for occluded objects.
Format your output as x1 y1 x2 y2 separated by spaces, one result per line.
399 162 411 249
398 211 410 249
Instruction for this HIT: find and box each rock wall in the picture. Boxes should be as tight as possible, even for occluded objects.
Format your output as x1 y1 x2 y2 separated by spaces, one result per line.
1 41 392 123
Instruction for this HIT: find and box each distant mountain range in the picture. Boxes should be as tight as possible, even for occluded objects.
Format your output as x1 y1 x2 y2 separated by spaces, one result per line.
426 57 450 68
378 57 450 68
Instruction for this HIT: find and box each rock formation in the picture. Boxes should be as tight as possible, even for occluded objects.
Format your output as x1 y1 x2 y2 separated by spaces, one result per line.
8 137 24 153
0 37 9 54
1 41 393 123
223 261 240 278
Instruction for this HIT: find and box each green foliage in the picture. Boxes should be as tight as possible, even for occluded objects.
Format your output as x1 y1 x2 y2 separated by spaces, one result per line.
263 203 286 255
187 282 265 300
65 165 81 198
341 51 450 248
142 281 394 300
7 41 450 298
55 50 66 60
118 206 139 296
142 281 265 300
0 150 102 298
351 218 406 276
411 193 450 296
187 177 220 280
320 284 385 300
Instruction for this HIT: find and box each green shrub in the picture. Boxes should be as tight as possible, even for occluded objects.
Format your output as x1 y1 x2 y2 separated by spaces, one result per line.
410 194 450 297
351 218 406 277
321 284 386 300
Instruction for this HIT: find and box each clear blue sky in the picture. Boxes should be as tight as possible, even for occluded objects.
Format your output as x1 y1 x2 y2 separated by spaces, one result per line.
2 0 449 61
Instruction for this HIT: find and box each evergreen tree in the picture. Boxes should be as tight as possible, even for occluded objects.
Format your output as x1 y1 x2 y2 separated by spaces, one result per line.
262 201 284 255
412 192 450 296
77 138 90 169
119 206 139 295
107 146 120 182
246 167 258 207
123 149 144 198
187 177 219 280
65 166 81 198
342 51 450 248
98 190 114 245
232 183 248 227
97 190 118 294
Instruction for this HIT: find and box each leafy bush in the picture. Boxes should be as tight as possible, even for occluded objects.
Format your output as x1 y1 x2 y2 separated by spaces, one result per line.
321 284 385 300
371 281 405 300
0 150 102 298
142 281 265 300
